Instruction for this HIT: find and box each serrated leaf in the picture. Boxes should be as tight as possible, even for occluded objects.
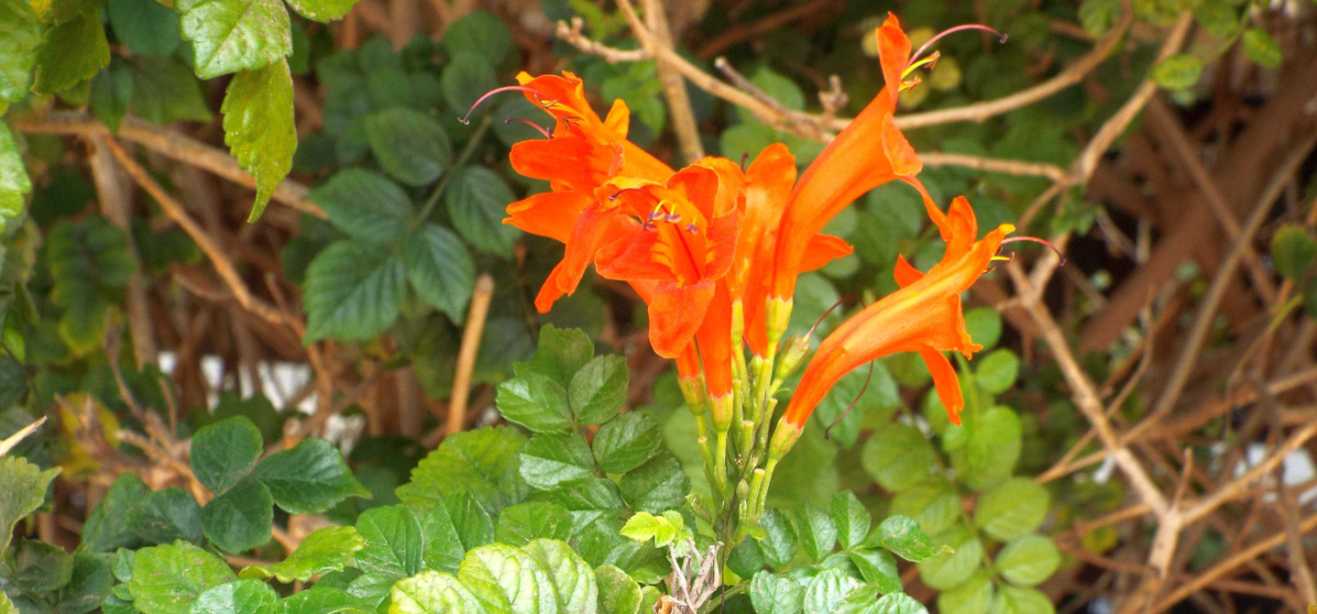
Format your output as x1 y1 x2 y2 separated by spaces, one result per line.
1272 224 1316 280
619 511 684 547
750 571 804 614
592 410 663 474
975 350 1019 394
495 501 573 546
80 474 148 552
128 541 236 614
518 432 596 491
876 515 937 563
222 59 296 221
91 63 134 132
0 456 59 558
440 52 497 114
248 526 365 582
527 325 595 386
973 477 1049 541
497 372 573 433
442 10 513 65
540 476 625 513
957 406 1022 490
890 478 960 536
0 122 31 233
303 240 406 342
355 505 423 579
127 56 213 124
595 564 642 614
523 539 598 613
201 478 272 553
253 437 368 513
457 543 559 614
1243 28 1282 69
178 0 292 79
34 11 109 93
53 551 115 614
803 568 861 612
848 549 900 594
938 571 993 614
311 169 413 244
365 108 452 187
397 426 528 512
284 0 356 22
569 355 628 425
130 487 204 546
107 0 181 57
758 508 797 567
1152 54 1203 90
796 506 839 561
862 424 935 492
190 416 263 494
990 585 1054 614
9 538 74 593
0 0 42 103
996 535 1060 587
390 570 484 613
445 166 519 257
189 579 278 614
917 526 982 591
831 491 871 550
280 586 372 614
403 224 474 322
412 497 472 573
618 454 687 514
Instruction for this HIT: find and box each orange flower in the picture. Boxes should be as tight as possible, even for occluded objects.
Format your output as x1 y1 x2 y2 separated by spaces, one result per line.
769 13 925 303
500 72 673 312
780 196 1013 431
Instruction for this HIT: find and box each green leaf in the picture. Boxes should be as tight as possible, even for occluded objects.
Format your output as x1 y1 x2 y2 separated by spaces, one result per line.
457 543 558 614
398 426 528 512
523 539 598 613
364 108 452 187
870 592 928 614
592 410 663 474
497 372 573 433
957 406 1022 489
539 476 624 512
803 568 861 612
127 56 214 124
569 355 628 425
831 491 871 550
390 571 484 613
495 501 573 545
596 564 643 614
1152 54 1203 90
1242 28 1282 69
107 0 181 56
620 511 686 547
303 240 406 342
1272 224 1316 280
178 0 292 79
128 541 237 614
445 166 519 257
848 549 900 594
0 122 30 239
518 432 596 491
975 350 1019 394
890 478 960 536
81 474 148 552
190 416 263 494
0 456 59 558
757 508 797 567
876 515 937 563
965 307 1003 349
253 437 369 513
861 424 936 492
189 579 279 614
990 585 1054 614
201 478 273 553
284 0 357 22
750 571 804 614
440 52 497 114
246 526 365 583
795 506 839 561
442 10 513 65
412 497 471 573
995 535 1060 587
917 525 982 591
0 0 41 101
311 169 414 244
280 586 372 614
938 571 993 614
618 454 687 514
973 477 1049 541
222 59 296 221
403 224 474 322
528 325 595 386
53 551 116 614
130 487 204 546
1078 0 1120 36
34 12 109 94
91 63 134 132
9 539 74 593
355 505 424 579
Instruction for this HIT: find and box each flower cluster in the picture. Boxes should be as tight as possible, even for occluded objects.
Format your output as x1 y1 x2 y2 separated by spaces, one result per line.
489 13 1014 532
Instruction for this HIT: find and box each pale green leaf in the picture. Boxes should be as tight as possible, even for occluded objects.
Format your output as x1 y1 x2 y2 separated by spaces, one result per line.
221 59 296 222
177 0 292 79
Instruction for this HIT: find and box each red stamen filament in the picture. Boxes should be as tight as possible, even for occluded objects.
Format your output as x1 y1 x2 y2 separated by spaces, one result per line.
460 85 543 125
908 23 1007 68
504 117 551 139
1000 235 1066 266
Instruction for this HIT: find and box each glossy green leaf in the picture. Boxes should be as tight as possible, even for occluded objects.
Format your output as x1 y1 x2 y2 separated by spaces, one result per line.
310 169 413 244
253 437 369 514
8 538 74 593
618 454 687 513
390 570 484 613
831 491 871 550
189 579 278 614
0 122 27 231
246 526 365 582
861 423 936 492
130 487 204 546
222 59 296 221
0 0 41 102
445 166 520 257
190 416 263 495
128 541 236 614
527 325 595 387
355 505 423 579
518 432 596 491
758 508 797 567
107 0 181 56
280 586 372 614
0 456 59 558
497 371 573 433
803 568 861 612
397 426 528 512
201 478 273 553
995 535 1060 587
365 108 452 187
917 526 982 591
592 410 663 474
457 543 558 614
403 224 474 322
973 477 1049 541
495 501 573 545
303 240 406 342
569 355 628 425
34 12 109 93
523 539 598 614
750 571 804 614
848 549 900 594
284 0 357 22
876 515 937 563
81 474 149 552
178 0 292 79
796 506 839 561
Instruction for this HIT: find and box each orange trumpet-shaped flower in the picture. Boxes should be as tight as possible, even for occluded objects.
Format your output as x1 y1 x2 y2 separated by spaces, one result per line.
781 196 1013 431
500 71 673 313
769 12 925 303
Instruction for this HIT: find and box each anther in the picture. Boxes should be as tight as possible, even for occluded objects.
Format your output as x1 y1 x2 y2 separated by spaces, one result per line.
686 223 699 234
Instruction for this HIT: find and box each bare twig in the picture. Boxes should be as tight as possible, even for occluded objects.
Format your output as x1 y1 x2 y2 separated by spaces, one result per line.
618 0 705 163
0 417 47 457
440 274 495 440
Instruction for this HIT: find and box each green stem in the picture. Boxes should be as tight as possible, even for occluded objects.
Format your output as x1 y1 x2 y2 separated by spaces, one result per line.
415 114 493 226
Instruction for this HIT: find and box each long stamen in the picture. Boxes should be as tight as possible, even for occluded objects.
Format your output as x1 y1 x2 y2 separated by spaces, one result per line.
825 361 874 439
807 297 847 339
503 117 551 139
1000 235 1066 266
908 23 1007 70
459 85 542 125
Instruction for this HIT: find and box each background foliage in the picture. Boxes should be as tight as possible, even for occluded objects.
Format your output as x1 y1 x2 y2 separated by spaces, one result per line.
1 0 1316 612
